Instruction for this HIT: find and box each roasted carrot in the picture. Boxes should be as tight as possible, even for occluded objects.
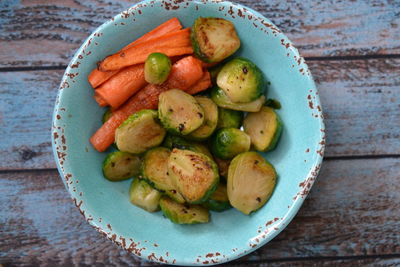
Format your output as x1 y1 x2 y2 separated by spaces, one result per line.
90 56 203 152
99 28 193 71
201 61 220 68
88 18 182 88
186 71 212 95
88 69 119 89
122 17 182 50
95 64 147 109
94 92 108 107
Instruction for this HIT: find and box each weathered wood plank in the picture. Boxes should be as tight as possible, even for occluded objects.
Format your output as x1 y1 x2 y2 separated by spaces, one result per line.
230 257 400 266
0 0 399 67
309 58 400 157
1 58 399 170
0 158 399 265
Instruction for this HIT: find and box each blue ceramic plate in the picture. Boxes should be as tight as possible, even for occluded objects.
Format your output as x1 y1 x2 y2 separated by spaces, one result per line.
52 0 325 265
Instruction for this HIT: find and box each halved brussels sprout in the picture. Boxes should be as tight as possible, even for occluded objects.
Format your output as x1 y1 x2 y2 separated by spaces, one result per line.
217 57 265 103
243 106 283 151
115 109 166 154
141 147 185 203
158 89 204 135
209 64 224 85
211 86 265 112
129 178 162 212
102 151 141 181
211 128 251 159
160 196 209 224
102 108 112 123
214 157 230 179
216 107 243 129
168 148 219 204
162 134 213 159
227 152 277 215
144 52 172 84
187 96 218 140
202 183 231 212
191 17 240 63
265 98 281 109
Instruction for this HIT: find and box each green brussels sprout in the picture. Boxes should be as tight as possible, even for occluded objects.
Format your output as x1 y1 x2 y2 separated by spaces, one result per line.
214 157 230 180
141 147 185 203
211 128 251 159
102 151 141 181
265 98 282 109
187 96 218 140
129 178 162 212
227 152 277 215
162 134 213 159
191 17 240 63
209 64 224 85
202 183 231 212
144 52 172 84
158 89 204 135
160 196 209 224
216 107 243 129
217 57 265 103
211 86 265 112
115 109 166 154
243 106 283 151
168 148 219 204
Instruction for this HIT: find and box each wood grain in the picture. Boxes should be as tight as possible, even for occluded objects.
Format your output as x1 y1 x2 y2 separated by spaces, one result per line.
1 158 399 265
1 58 399 170
229 257 400 266
0 0 399 67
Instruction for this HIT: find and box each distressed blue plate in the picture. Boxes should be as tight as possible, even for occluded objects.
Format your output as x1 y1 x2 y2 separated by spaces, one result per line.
52 0 325 265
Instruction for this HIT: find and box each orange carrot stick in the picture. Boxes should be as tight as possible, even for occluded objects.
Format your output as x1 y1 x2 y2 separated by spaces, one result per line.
186 71 212 95
90 56 203 152
94 92 108 107
88 17 182 88
201 61 220 68
99 28 193 71
88 69 119 89
122 17 182 50
95 64 147 109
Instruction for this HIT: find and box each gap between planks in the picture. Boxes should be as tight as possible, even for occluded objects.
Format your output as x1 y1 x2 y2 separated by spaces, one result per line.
1 154 400 174
234 253 400 265
1 54 400 72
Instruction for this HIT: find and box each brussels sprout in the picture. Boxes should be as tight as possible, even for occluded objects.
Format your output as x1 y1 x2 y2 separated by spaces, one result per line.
187 96 218 140
115 109 166 154
202 183 231 212
227 152 277 215
162 134 213 159
160 196 209 224
102 151 141 181
102 108 112 123
243 106 283 151
209 64 224 85
214 157 230 179
144 52 172 84
265 98 281 109
191 17 240 63
217 57 265 103
141 147 185 203
216 107 243 129
168 148 219 204
158 89 204 135
129 178 162 212
211 86 265 112
211 128 251 159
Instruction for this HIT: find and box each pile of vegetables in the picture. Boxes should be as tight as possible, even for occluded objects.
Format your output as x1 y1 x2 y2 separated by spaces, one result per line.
89 17 283 224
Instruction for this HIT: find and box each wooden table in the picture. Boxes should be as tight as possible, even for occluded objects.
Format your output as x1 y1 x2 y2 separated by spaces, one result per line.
1 0 399 266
